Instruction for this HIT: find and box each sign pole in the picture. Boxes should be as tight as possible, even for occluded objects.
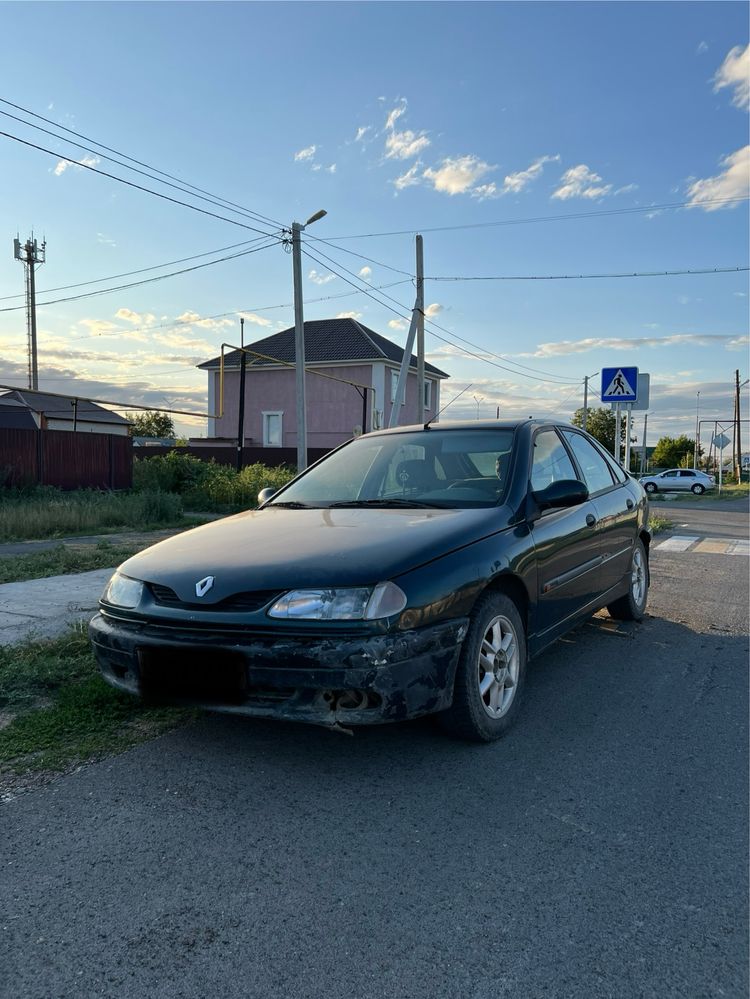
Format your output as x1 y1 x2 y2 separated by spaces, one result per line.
614 403 622 464
624 404 632 472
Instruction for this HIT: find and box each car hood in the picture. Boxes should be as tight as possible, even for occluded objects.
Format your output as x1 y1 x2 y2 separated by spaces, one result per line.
118 505 511 603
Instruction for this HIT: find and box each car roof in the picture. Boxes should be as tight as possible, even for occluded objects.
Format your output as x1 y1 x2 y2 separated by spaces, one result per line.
365 418 575 438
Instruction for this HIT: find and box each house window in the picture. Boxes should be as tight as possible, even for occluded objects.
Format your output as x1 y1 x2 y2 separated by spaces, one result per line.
390 369 406 405
262 411 283 447
423 380 432 410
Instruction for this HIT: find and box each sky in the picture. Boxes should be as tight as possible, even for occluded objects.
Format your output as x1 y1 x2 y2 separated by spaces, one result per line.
0 0 747 448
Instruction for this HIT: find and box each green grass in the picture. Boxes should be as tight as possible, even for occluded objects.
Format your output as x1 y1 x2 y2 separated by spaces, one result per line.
0 541 141 584
0 627 194 775
649 515 672 534
0 488 185 541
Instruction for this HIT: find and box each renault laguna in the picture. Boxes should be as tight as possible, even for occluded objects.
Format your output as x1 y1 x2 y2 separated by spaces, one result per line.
89 420 650 742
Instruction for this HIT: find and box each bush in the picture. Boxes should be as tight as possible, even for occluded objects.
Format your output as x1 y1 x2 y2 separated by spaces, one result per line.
133 455 295 511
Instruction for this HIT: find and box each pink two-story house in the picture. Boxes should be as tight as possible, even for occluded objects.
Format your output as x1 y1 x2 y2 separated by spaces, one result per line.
198 317 449 450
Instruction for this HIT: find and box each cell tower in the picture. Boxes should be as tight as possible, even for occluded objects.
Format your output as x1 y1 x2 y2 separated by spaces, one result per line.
13 234 46 390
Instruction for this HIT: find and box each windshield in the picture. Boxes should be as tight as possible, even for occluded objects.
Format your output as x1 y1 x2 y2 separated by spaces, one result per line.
269 429 516 509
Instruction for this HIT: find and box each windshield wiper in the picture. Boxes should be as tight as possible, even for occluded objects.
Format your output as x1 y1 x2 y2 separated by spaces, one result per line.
327 498 445 509
267 501 318 509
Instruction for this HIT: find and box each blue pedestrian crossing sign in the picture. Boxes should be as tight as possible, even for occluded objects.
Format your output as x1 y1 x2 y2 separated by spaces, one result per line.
601 366 638 403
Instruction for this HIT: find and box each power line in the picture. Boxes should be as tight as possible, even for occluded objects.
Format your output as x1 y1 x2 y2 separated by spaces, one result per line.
0 97 284 231
426 266 750 282
0 238 281 313
0 129 283 238
303 233 414 278
302 245 581 386
302 242 582 384
0 237 268 301
58 279 414 345
322 197 750 240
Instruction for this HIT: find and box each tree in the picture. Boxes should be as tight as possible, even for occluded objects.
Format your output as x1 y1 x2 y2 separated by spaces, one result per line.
651 435 696 469
126 411 175 438
571 407 625 455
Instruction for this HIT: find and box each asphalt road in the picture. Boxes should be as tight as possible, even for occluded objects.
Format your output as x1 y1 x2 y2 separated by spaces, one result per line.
2 508 748 999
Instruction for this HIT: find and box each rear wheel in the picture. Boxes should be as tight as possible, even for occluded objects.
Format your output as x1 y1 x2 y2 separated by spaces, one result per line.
691 483 705 495
438 592 526 742
607 538 648 621
644 482 657 494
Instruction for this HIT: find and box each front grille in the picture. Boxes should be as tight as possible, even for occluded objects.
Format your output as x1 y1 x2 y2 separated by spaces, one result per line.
148 582 281 613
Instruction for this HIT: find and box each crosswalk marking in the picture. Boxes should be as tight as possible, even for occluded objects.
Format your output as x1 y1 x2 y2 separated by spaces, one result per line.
656 535 699 552
654 535 749 556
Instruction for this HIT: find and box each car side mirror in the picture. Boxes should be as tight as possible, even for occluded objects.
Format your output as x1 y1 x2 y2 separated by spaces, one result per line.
257 487 277 506
532 479 589 512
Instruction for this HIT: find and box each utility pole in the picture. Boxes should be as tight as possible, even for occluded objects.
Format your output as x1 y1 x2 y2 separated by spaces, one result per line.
290 210 327 472
13 234 46 390
416 235 425 424
388 235 425 428
236 317 246 473
694 391 700 469
641 414 648 473
582 376 588 432
736 369 742 481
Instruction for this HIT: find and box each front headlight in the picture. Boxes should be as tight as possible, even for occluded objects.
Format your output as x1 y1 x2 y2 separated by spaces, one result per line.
268 582 407 621
102 571 144 609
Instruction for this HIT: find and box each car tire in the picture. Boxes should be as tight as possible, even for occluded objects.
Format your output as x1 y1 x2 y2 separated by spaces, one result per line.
691 483 705 495
607 538 649 621
438 591 526 742
644 482 657 494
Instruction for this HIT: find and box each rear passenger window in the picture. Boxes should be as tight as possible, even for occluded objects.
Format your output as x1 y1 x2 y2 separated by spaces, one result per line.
561 431 616 495
531 430 577 490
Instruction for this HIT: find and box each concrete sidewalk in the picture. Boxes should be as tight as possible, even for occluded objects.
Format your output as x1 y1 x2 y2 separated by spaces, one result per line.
0 568 114 646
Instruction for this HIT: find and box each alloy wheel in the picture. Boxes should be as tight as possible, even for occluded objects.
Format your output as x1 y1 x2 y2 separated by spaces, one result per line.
478 615 520 719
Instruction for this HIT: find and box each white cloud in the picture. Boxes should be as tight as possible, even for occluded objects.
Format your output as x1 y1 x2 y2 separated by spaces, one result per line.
470 183 499 200
552 164 613 200
294 145 316 162
96 233 116 247
501 154 560 194
734 291 747 297
393 161 422 192
697 40 709 54
358 266 372 280
424 303 443 318
423 155 495 196
152 330 215 352
388 319 406 330
115 308 156 326
327 163 337 174
686 145 749 210
308 269 336 286
336 311 363 320
713 44 749 110
384 99 430 160
521 333 748 357
53 153 100 176
354 126 370 142
311 164 322 172
174 310 233 330
238 312 272 327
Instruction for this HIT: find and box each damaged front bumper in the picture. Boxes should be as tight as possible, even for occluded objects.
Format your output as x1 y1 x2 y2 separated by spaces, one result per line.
89 612 469 727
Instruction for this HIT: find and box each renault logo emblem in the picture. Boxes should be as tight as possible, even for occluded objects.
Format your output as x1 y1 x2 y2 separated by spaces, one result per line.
195 575 214 598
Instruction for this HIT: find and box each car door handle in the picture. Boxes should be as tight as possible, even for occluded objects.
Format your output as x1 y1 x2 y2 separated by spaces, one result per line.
626 499 634 509
586 513 597 527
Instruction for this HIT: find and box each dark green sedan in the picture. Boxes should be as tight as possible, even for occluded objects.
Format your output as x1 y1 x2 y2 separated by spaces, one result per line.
89 420 650 742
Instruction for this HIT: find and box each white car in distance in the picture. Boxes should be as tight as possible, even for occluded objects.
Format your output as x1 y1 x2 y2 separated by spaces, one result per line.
640 468 716 495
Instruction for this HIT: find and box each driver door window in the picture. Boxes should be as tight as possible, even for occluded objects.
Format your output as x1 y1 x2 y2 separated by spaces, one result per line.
531 430 577 491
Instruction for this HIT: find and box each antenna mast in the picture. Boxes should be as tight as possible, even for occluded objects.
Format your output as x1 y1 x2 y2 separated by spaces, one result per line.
13 234 46 390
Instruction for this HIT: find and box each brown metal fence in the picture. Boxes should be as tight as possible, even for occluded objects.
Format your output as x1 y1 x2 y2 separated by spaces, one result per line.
0 428 132 490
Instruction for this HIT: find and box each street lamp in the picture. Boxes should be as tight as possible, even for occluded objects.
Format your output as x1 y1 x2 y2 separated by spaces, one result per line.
473 395 484 420
694 390 700 469
291 209 327 472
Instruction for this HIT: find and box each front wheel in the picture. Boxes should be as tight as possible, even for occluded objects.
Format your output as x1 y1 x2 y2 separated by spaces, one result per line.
691 483 705 495
438 592 526 742
607 539 649 621
644 482 657 494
